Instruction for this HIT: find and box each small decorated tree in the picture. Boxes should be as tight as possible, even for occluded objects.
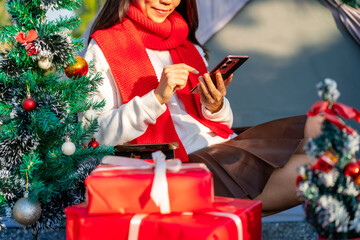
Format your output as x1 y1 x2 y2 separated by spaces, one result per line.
0 0 113 238
297 78 360 239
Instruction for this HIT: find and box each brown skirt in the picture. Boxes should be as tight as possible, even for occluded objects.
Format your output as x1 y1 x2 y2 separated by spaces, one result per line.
188 115 307 199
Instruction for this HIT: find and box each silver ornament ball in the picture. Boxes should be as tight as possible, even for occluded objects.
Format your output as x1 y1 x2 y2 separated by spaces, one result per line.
38 57 52 70
62 140 76 156
12 197 41 225
85 109 97 122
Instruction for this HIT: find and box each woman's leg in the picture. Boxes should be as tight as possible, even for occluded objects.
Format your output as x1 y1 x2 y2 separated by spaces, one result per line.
254 153 311 215
255 116 324 215
295 114 325 154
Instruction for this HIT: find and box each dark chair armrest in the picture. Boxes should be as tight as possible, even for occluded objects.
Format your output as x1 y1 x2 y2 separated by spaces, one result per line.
232 126 252 135
113 125 252 159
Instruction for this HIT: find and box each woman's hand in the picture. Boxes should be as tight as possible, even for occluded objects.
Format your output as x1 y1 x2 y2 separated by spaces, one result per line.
154 63 199 105
198 72 233 113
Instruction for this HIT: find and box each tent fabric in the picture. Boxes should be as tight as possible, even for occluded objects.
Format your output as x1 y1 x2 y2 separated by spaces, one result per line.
196 0 250 44
79 0 249 57
321 0 360 45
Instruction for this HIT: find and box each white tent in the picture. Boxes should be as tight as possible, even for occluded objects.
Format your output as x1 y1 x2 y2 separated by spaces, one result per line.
78 0 249 56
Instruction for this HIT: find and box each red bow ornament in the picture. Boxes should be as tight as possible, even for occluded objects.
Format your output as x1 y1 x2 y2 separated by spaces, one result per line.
308 101 360 134
15 29 39 56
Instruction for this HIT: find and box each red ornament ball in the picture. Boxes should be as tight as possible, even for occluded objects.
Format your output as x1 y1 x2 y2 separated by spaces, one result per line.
64 56 89 79
344 162 360 178
296 176 303 186
88 138 99 149
22 97 37 111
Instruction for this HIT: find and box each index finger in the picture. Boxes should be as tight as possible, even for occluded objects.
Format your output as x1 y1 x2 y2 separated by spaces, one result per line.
173 63 199 75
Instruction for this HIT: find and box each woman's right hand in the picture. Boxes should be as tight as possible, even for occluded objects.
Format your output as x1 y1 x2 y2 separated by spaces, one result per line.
154 63 199 105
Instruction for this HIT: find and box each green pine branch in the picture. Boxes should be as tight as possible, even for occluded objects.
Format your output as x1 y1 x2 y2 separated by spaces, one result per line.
54 0 82 11
31 107 61 133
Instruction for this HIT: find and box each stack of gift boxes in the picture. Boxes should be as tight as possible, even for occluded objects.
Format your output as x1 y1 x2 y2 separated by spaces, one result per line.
65 151 262 240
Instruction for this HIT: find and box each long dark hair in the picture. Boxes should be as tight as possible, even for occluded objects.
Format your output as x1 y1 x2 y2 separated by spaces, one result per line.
88 0 208 57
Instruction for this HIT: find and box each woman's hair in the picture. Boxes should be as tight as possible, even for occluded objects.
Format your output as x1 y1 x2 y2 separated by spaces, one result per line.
88 0 208 57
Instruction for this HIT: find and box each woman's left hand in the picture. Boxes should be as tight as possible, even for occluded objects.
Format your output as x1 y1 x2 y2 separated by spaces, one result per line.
198 72 233 113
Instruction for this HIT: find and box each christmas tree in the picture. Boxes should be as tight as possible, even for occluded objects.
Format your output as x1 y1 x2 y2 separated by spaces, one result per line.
0 0 113 238
297 79 360 239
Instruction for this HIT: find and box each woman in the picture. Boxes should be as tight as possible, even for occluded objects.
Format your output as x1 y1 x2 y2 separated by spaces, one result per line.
85 0 324 215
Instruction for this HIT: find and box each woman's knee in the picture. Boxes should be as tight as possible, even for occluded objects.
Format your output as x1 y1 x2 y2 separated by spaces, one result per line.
304 114 325 138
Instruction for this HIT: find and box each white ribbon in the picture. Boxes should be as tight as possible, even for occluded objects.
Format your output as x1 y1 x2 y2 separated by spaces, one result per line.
128 214 147 240
207 212 243 240
96 151 207 214
127 211 243 240
149 151 174 214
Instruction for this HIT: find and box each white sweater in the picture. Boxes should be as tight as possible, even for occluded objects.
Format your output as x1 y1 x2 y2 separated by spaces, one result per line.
84 39 235 154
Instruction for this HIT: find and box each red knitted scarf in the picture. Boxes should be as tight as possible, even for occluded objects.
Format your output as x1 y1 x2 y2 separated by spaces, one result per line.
92 5 233 162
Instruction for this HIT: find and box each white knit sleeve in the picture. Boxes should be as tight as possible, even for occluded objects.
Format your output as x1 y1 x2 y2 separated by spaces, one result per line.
84 39 167 146
201 98 233 128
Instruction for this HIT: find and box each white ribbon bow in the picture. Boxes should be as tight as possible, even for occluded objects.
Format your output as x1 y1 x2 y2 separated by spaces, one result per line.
99 151 183 213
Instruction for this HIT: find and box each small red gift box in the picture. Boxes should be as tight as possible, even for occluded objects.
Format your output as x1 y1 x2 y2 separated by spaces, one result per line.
85 156 214 214
65 196 262 240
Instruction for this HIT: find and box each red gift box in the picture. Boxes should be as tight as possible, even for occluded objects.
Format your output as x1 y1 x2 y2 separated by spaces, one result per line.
65 196 262 240
85 158 214 214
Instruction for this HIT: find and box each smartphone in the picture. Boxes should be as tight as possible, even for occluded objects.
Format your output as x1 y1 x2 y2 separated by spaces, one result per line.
190 55 249 93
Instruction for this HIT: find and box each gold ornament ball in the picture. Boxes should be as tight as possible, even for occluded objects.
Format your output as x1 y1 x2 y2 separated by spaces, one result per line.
12 197 41 225
355 175 360 186
64 56 89 79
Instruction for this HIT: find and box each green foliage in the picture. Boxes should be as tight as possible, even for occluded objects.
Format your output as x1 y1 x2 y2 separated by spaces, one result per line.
74 0 105 37
340 0 360 8
0 0 114 234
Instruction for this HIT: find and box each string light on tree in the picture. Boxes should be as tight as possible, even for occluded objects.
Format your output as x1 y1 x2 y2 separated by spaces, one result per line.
61 136 76 156
64 56 88 79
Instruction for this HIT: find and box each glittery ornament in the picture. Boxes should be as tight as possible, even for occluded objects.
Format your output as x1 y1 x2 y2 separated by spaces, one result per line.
38 57 52 70
22 95 37 111
61 136 76 156
312 153 337 173
88 137 99 149
64 56 88 79
344 162 360 178
354 175 360 186
12 197 41 225
84 107 97 122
